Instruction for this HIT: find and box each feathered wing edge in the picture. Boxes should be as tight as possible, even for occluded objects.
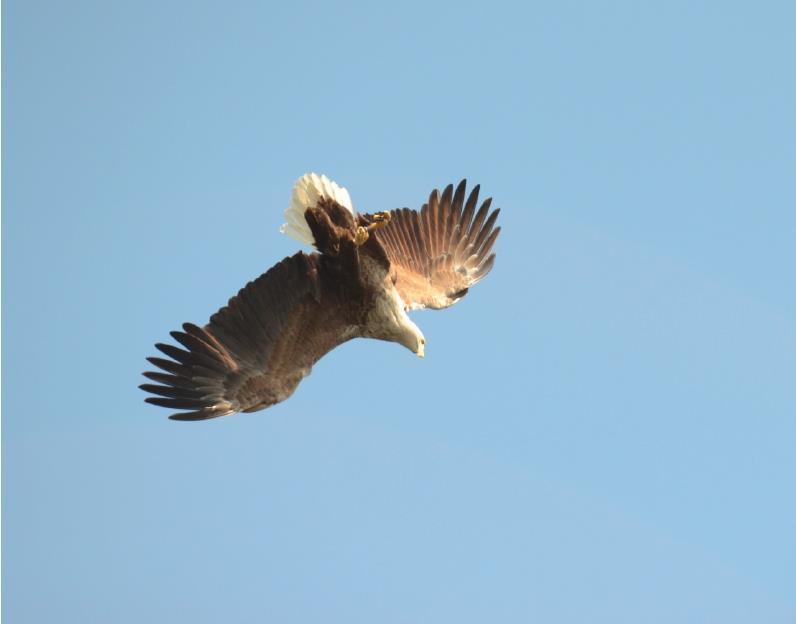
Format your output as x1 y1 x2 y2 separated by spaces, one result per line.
372 179 500 310
140 323 238 421
140 252 323 421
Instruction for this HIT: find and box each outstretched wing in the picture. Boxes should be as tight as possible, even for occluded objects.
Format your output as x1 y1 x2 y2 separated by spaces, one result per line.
367 180 500 310
140 252 359 421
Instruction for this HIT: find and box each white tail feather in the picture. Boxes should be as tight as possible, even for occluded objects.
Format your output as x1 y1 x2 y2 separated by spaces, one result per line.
280 173 355 247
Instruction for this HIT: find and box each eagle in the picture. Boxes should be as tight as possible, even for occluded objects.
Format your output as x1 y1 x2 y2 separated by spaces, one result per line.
141 174 501 420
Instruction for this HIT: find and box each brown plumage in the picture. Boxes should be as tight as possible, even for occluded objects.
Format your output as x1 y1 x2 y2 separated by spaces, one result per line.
368 179 500 310
141 177 500 421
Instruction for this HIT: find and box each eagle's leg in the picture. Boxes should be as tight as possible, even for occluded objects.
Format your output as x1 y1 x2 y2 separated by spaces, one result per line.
354 211 392 247
369 211 392 230
354 226 370 246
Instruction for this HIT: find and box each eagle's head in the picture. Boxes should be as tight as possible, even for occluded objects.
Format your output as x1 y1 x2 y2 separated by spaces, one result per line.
416 335 426 359
397 316 425 359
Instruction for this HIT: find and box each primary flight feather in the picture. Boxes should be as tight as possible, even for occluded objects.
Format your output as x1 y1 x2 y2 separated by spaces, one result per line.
141 174 501 420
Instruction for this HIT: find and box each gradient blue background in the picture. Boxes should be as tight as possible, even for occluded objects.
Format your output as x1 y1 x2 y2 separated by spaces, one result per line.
4 1 795 621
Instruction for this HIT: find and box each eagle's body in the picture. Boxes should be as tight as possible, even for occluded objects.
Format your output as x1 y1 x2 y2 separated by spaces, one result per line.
142 174 500 420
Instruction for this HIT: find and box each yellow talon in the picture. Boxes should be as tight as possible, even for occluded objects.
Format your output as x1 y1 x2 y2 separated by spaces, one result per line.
354 226 370 246
355 212 391 246
368 211 391 231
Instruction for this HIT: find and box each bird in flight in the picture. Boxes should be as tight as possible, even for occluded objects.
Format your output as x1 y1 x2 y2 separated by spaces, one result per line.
141 174 501 420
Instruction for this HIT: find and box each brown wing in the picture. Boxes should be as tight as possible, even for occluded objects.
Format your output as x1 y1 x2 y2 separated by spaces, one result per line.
140 251 361 421
367 180 500 310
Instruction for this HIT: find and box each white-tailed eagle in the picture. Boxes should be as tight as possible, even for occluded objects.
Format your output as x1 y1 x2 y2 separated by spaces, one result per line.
141 174 501 420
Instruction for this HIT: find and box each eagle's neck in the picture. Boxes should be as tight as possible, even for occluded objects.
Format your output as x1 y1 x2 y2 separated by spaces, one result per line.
359 256 425 357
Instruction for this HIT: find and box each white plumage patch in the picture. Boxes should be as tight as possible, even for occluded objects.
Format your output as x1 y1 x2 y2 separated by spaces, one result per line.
280 173 355 247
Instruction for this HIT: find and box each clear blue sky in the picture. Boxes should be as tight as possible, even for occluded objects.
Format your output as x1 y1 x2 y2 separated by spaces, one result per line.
3 1 795 622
